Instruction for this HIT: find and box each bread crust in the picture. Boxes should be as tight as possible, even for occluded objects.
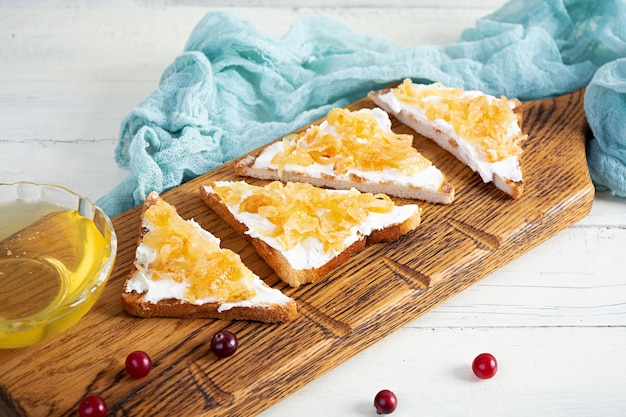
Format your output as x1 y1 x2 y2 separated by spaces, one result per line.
369 87 525 199
199 183 421 288
121 192 298 323
121 292 297 323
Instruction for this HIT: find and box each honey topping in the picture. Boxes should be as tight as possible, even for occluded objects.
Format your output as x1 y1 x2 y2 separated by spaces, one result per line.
392 78 525 162
271 107 432 175
142 199 255 303
213 181 394 252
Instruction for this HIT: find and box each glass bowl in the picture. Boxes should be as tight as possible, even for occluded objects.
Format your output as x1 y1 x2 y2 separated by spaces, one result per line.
0 182 117 348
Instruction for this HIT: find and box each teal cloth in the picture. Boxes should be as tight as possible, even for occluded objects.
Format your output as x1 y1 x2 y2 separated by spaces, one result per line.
97 0 626 217
585 59 626 195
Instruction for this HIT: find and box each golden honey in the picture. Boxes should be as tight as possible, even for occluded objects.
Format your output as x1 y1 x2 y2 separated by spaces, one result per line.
0 200 109 348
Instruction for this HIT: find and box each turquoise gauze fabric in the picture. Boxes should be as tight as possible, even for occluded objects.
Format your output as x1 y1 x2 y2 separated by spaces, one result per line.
97 0 626 217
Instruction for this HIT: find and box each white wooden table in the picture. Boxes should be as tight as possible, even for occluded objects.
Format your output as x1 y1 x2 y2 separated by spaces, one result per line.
2 1 625 416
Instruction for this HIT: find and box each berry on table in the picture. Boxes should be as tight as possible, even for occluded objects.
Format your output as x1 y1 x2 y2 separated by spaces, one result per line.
210 330 238 358
78 395 107 417
472 352 498 379
373 389 398 414
125 350 152 379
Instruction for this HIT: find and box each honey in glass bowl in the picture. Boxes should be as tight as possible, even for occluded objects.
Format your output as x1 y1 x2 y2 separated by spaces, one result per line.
0 183 117 348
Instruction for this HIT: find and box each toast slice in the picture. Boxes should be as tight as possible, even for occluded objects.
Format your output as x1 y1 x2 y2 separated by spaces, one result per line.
235 107 454 204
121 192 298 323
369 79 527 198
199 180 422 288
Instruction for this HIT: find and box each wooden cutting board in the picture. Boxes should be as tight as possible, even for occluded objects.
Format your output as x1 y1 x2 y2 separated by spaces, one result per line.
0 89 594 417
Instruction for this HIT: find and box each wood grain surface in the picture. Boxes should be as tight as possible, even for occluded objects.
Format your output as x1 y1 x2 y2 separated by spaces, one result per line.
0 89 594 417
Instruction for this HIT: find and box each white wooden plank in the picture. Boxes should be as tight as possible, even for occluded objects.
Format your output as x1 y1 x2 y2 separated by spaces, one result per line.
419 226 626 328
260 326 626 416
0 141 128 201
3 0 508 10
0 79 154 141
580 192 626 227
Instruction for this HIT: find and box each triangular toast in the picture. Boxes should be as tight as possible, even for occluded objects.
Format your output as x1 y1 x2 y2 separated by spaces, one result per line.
121 192 298 323
199 180 422 288
235 107 454 204
369 79 526 198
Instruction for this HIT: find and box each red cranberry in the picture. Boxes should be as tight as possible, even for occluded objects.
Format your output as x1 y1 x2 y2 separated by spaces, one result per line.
210 330 238 358
78 395 107 417
374 389 398 414
472 352 498 379
125 350 152 379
